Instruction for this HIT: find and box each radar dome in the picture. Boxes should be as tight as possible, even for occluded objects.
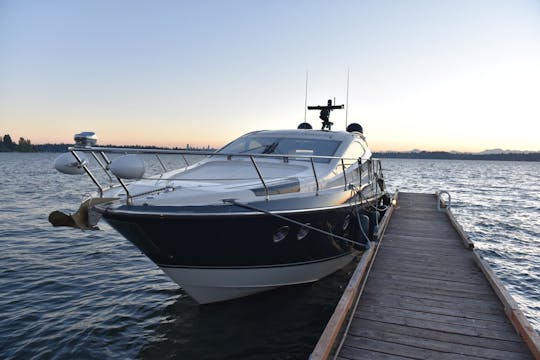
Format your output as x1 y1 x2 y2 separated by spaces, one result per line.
297 122 313 129
346 123 363 133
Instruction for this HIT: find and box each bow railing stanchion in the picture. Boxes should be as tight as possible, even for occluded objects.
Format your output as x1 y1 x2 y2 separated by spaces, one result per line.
376 160 381 198
368 159 373 190
341 159 347 190
181 154 190 167
249 155 270 200
71 150 104 197
98 151 116 185
90 151 113 182
156 154 167 172
112 175 132 205
356 159 360 189
310 157 320 195
99 151 112 168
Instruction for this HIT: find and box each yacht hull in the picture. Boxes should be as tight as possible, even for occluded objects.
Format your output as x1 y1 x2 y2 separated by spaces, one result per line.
101 199 380 303
160 253 357 304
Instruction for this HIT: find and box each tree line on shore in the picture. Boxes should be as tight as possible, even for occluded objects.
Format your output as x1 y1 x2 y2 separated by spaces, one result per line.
0 134 36 152
0 133 207 153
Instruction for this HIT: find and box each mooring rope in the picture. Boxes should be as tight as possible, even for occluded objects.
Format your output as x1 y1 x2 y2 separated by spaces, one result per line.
223 199 367 248
349 185 372 248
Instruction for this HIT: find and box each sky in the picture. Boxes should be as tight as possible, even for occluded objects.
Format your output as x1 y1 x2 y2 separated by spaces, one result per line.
1 0 539 152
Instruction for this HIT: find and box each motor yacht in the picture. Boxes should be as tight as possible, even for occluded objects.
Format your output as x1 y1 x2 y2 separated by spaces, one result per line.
51 100 389 304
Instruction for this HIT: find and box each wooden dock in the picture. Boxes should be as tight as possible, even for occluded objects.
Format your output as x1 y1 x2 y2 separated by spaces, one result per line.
312 192 540 360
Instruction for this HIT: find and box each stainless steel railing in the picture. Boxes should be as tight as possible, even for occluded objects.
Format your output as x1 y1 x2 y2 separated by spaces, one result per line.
66 146 384 204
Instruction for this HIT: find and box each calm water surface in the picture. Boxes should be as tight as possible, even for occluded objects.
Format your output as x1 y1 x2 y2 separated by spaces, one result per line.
0 153 538 359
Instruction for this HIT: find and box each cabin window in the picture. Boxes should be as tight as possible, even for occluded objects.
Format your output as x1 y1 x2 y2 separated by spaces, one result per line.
218 137 341 163
341 141 366 168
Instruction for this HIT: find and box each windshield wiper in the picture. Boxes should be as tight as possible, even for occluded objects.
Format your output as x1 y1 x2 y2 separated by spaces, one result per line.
263 142 278 154
238 144 270 154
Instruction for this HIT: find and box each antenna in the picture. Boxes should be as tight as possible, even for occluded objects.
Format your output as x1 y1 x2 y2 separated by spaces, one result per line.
304 71 309 123
345 68 350 127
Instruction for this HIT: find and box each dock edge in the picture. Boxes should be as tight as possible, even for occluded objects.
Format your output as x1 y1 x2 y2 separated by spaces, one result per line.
444 204 540 360
309 190 398 360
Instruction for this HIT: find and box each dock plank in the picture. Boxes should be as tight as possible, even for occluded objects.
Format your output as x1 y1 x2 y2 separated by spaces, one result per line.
331 192 535 360
358 293 512 324
367 272 494 293
343 336 488 360
361 287 505 314
349 319 531 354
345 327 528 360
338 346 416 360
354 305 517 334
370 263 487 283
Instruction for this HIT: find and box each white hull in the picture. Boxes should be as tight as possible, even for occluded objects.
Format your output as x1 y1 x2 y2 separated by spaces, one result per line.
160 253 358 304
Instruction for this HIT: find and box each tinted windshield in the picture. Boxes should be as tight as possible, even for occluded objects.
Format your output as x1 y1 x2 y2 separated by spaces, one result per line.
218 136 341 162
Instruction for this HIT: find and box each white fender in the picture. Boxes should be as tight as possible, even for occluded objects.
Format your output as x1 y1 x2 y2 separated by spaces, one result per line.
54 152 88 175
110 154 145 179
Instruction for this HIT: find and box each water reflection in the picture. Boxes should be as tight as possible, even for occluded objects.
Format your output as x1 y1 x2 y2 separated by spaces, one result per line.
139 262 356 359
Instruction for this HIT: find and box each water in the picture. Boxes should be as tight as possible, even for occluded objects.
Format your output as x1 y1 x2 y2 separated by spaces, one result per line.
0 154 538 359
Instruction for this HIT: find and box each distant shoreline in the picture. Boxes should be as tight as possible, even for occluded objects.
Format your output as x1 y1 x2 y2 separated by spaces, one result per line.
1 145 538 161
0 144 208 153
373 151 540 162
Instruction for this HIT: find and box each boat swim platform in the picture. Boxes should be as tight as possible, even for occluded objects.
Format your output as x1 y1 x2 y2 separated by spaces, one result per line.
311 192 540 360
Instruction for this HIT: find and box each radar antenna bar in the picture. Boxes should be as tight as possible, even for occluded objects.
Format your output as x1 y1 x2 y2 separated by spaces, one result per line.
307 99 344 131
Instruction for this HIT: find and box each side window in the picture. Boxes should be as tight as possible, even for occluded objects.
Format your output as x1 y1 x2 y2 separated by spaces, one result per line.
342 141 365 168
332 141 366 178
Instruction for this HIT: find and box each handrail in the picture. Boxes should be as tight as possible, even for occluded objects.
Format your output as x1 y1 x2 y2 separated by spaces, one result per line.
90 151 113 182
310 157 320 195
70 150 104 197
249 155 269 200
155 154 167 172
68 146 382 205
68 145 366 163
340 159 347 190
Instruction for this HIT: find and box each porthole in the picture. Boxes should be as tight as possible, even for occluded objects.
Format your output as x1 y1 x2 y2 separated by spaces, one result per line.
273 226 289 243
297 223 311 240
342 214 351 231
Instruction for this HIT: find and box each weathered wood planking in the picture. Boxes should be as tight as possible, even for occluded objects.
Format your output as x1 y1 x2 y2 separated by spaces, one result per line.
310 191 398 360
311 192 539 360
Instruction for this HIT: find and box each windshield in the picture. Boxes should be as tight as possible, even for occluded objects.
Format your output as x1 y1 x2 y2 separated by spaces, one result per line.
218 136 341 163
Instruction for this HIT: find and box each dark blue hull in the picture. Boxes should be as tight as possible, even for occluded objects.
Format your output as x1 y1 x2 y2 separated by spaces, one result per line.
99 193 387 303
101 200 381 269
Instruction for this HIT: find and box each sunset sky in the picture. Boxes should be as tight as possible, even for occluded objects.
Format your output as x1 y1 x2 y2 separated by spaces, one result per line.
1 0 539 152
